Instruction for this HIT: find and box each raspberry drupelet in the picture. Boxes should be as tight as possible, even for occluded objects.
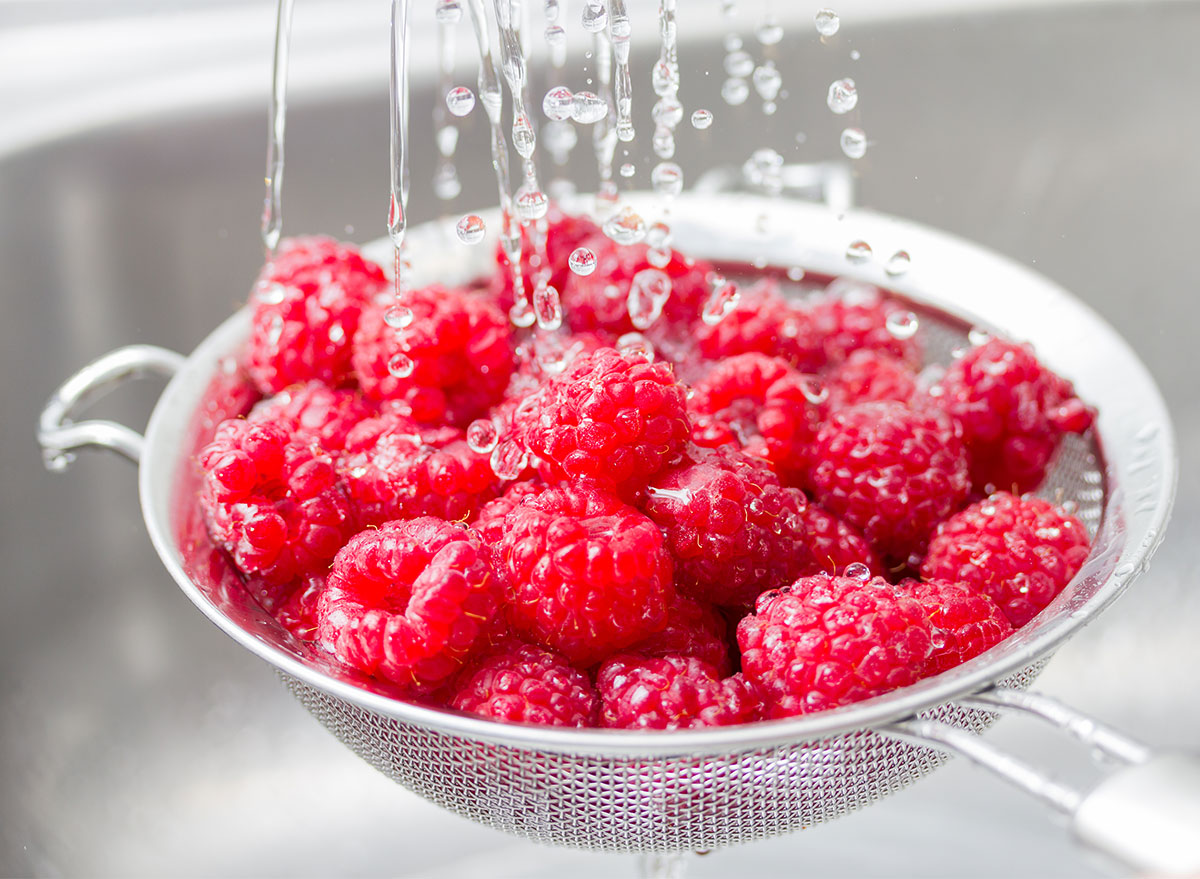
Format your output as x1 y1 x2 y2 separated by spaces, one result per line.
626 592 732 676
920 491 1090 627
737 574 935 717
597 655 761 730
902 578 1014 675
792 503 883 579
247 381 375 453
494 484 674 666
932 337 1094 494
449 642 599 727
317 518 501 692
826 348 918 411
807 284 923 369
199 419 355 585
245 236 388 394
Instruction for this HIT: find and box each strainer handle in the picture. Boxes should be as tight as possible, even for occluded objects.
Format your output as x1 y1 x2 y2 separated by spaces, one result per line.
884 686 1200 877
38 345 185 469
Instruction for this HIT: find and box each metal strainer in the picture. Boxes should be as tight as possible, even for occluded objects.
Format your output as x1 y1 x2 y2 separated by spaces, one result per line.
38 192 1198 875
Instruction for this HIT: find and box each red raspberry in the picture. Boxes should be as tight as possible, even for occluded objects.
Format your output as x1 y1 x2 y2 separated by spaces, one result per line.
811 401 970 564
199 419 355 584
794 504 883 579
932 338 1094 494
559 235 712 335
626 592 732 676
352 284 513 425
245 237 387 394
597 655 761 729
449 642 599 727
495 484 674 666
640 447 810 607
694 279 824 372
490 206 601 313
826 349 917 410
513 347 691 492
737 574 934 717
920 492 1090 627
247 381 374 453
902 578 1013 675
317 518 500 691
339 410 499 527
807 285 922 368
690 353 824 485
471 479 545 545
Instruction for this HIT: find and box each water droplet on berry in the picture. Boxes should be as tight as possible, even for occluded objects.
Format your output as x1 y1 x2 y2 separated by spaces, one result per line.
490 439 529 480
691 109 714 130
931 630 949 650
446 86 476 117
571 91 608 124
827 78 858 114
815 8 840 37
387 352 415 378
603 207 648 245
617 332 655 362
267 314 284 346
328 322 345 343
884 250 912 277
800 375 829 405
543 85 574 122
627 268 672 330
844 562 872 581
435 0 463 24
568 247 597 276
840 127 867 159
701 276 741 326
885 310 920 340
466 419 500 454
256 282 287 305
455 214 486 245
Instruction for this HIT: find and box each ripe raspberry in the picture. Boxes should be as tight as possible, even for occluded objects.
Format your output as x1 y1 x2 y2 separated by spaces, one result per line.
471 480 545 545
339 410 499 527
494 484 674 666
793 504 883 579
902 578 1013 675
737 574 934 717
247 381 374 453
317 518 500 691
449 642 599 727
626 592 732 676
811 401 970 563
920 492 1090 627
199 419 355 584
352 284 513 424
245 237 387 394
597 655 761 729
640 447 810 607
932 338 1094 494
694 279 824 372
690 353 823 485
513 347 691 492
807 285 923 368
826 349 917 410
490 205 601 313
559 235 712 335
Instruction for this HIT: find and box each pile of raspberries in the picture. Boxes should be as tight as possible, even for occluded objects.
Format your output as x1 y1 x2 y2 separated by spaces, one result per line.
196 209 1094 729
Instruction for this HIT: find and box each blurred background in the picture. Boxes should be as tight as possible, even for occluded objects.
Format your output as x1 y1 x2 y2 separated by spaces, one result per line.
2 0 1198 875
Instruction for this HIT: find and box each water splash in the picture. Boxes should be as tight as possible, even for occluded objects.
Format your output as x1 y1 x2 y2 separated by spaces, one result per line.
261 0 295 256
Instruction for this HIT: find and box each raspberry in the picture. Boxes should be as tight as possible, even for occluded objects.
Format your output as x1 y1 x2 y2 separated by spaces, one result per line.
694 279 824 372
737 574 934 717
559 235 712 335
902 578 1013 675
811 401 970 563
352 284 513 424
494 484 674 666
449 642 599 727
920 492 1090 627
317 518 500 691
597 655 761 729
807 285 923 368
793 504 883 579
245 237 387 394
641 447 810 607
490 206 601 312
933 338 1094 494
471 479 545 545
247 381 374 453
199 419 355 584
826 349 917 410
626 592 732 676
690 353 824 485
339 410 499 527
513 347 691 492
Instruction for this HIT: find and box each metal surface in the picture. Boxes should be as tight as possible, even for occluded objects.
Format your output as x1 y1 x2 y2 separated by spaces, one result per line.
5 2 1200 876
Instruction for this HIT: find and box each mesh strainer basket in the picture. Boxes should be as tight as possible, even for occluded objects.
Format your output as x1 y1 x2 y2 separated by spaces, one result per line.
39 192 1199 876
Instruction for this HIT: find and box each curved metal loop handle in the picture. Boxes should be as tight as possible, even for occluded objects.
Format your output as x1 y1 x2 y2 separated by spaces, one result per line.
691 160 855 213
882 686 1200 877
38 345 185 469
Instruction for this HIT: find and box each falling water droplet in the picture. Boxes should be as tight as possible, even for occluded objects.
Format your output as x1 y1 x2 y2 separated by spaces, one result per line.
544 24 566 47
446 86 476 117
815 8 840 37
569 247 598 276
455 214 486 244
884 250 912 277
652 97 684 128
571 91 608 124
691 109 714 129
845 239 872 262
466 419 500 454
701 277 741 325
651 161 684 196
627 268 673 329
850 49 861 60
724 33 743 52
509 299 537 328
620 162 636 177
885 310 920 340
652 60 679 97
435 0 463 25
844 562 871 581
827 78 858 114
255 282 287 305
840 127 867 159
617 332 655 362
384 305 414 328
388 352 415 378
512 114 537 159
721 78 750 106
756 18 784 46
603 207 648 245
724 50 755 78
490 439 529 480
543 86 574 121
787 266 806 281
515 187 550 221
581 0 608 32
752 63 782 103
534 284 564 331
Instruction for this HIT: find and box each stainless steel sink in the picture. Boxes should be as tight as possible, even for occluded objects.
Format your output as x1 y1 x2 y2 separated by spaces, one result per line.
3 2 1199 876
